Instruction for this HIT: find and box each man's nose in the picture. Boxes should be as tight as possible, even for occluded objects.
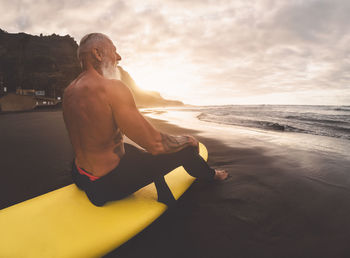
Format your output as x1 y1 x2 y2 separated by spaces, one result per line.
116 53 122 61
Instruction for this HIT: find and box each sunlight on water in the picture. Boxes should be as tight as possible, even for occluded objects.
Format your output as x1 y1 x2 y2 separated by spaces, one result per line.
143 106 350 188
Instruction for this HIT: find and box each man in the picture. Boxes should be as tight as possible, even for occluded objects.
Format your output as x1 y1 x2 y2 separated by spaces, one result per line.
63 33 228 207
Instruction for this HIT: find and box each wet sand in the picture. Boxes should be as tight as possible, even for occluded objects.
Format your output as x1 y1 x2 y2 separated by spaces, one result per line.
106 115 350 258
1 110 350 258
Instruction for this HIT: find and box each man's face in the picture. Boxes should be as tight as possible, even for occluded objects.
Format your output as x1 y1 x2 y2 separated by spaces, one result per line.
111 44 122 65
105 41 121 65
101 41 122 80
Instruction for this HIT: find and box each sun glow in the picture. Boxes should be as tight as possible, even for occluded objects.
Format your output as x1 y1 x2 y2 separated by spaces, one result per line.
125 61 201 103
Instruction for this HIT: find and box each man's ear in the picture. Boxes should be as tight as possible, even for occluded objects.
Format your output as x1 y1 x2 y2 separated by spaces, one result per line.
92 48 102 62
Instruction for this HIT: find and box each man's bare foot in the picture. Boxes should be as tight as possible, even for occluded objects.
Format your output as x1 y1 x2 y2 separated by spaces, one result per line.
214 169 229 181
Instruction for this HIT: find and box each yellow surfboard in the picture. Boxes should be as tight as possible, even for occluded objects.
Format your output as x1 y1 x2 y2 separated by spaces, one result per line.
0 143 208 258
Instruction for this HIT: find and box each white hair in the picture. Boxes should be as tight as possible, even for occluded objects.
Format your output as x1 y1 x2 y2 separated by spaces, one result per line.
77 33 112 67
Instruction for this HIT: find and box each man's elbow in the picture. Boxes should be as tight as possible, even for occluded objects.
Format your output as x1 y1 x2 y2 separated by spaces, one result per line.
145 132 164 155
146 142 164 155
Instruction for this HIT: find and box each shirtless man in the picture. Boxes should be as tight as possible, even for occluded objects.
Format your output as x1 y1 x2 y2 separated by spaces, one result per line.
63 33 228 207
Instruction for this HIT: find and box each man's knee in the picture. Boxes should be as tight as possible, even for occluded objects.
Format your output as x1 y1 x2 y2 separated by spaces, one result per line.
182 145 198 156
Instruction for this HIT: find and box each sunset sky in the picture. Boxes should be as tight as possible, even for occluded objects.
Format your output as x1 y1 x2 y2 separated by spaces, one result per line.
1 0 350 105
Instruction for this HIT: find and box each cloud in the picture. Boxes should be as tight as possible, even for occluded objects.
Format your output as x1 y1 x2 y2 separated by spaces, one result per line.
0 0 349 104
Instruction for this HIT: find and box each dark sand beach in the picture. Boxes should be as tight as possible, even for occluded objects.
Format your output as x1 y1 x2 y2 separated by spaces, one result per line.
1 109 350 258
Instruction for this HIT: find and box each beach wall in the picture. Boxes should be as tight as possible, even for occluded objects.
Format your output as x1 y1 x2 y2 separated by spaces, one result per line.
0 93 36 112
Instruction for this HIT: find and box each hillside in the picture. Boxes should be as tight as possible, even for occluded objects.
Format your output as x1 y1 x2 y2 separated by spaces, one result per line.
0 29 183 109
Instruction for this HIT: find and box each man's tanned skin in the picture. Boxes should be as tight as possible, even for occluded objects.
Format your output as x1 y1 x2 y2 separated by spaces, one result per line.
63 34 228 180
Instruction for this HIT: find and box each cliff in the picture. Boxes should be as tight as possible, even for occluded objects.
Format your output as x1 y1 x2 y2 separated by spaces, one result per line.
0 29 80 99
0 29 183 109
118 66 184 107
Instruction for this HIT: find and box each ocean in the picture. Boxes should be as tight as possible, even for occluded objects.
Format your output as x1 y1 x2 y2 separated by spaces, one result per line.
189 105 350 141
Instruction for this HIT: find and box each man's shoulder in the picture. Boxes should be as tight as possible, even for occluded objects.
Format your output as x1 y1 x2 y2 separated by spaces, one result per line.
63 73 84 95
63 79 76 97
105 78 128 89
105 79 132 97
105 79 136 109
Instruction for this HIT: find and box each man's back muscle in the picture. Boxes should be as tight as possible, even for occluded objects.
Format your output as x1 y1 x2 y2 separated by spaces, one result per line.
63 72 124 176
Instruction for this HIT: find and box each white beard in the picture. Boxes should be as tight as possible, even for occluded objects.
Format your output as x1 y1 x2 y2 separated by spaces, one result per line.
101 61 121 80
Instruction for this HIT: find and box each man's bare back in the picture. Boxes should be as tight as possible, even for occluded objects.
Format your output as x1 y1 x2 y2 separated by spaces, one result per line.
63 33 228 181
63 69 125 176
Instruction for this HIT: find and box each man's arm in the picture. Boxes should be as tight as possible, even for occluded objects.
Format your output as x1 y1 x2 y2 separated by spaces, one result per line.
107 80 198 155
